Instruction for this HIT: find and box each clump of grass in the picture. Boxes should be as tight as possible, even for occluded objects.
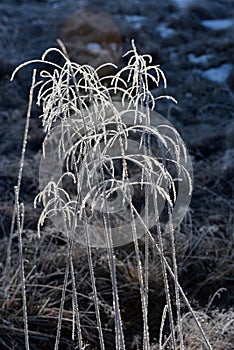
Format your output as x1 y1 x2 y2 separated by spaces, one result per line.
2 39 217 350
150 308 234 350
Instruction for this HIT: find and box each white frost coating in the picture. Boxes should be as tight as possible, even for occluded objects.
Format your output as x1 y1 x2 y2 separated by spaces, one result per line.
201 19 234 30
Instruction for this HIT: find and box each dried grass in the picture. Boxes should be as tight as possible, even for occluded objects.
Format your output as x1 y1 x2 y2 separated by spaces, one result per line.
0 40 232 350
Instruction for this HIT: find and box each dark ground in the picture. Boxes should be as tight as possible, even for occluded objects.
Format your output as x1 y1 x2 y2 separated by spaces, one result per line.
0 0 233 349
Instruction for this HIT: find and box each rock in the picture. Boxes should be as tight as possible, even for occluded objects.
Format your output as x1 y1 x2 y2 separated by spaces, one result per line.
60 9 122 74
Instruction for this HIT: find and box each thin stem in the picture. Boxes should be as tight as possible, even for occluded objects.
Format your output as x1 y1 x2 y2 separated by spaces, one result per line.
132 204 213 350
5 69 37 291
15 198 30 350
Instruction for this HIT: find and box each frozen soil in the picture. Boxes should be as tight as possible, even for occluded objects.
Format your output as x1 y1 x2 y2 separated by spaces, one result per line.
0 0 233 349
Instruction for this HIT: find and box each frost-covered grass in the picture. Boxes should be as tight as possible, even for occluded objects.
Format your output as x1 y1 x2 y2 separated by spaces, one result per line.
1 40 233 350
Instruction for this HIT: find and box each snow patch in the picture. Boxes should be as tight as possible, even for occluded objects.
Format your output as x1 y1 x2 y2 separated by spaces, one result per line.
87 43 101 52
172 0 194 9
201 19 234 30
157 23 176 38
188 53 214 64
124 15 146 30
197 63 233 83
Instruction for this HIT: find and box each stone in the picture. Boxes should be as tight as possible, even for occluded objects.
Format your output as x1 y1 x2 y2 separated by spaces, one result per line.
60 9 122 75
